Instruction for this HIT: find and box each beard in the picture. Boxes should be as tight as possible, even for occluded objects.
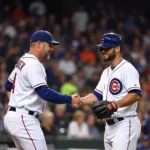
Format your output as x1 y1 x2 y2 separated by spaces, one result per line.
103 49 116 62
47 54 50 60
46 50 51 60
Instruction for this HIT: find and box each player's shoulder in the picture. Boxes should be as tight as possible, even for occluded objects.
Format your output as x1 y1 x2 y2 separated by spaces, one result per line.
21 53 40 66
122 59 138 72
121 59 139 74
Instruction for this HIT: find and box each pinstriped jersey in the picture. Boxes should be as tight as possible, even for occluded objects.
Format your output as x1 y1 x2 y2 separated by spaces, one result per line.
95 59 141 118
8 53 47 114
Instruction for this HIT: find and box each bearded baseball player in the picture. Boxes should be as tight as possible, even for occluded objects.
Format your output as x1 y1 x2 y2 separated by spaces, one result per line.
4 30 81 150
79 33 142 150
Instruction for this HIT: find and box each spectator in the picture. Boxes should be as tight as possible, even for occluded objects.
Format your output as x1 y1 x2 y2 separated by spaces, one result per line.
61 16 71 39
144 111 150 134
137 135 150 150
83 61 97 79
60 75 78 95
85 72 100 90
0 59 8 92
71 5 89 33
145 76 150 101
5 43 22 74
86 113 101 139
40 111 56 150
60 75 80 116
67 110 93 139
0 103 4 133
45 60 63 91
47 14 56 31
0 19 17 39
54 104 69 136
58 52 77 75
80 47 96 63
72 69 86 90
143 29 150 47
81 104 92 116
11 3 26 20
53 24 62 42
41 111 56 136
29 0 47 16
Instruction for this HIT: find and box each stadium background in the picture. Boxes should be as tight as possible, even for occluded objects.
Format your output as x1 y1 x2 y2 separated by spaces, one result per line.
0 0 150 149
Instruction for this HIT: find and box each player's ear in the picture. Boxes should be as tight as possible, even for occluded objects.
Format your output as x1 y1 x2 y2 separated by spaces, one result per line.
36 41 42 49
116 46 120 53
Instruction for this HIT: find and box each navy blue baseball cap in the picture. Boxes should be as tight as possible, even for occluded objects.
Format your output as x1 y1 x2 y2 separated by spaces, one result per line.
30 30 60 45
97 33 122 49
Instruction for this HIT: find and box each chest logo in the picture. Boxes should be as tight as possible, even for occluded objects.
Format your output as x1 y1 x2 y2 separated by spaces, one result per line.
109 78 122 95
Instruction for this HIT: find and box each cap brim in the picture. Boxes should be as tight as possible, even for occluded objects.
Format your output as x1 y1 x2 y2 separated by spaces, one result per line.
97 43 116 48
50 40 60 45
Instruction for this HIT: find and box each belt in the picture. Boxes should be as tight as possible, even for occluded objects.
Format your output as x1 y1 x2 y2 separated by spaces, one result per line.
106 117 124 126
9 107 40 119
106 115 136 126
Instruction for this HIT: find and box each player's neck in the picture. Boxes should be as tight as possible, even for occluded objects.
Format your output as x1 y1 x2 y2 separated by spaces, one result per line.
28 49 42 62
111 56 123 67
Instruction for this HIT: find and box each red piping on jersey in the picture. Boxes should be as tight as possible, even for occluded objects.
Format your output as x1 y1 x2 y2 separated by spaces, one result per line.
106 62 128 100
127 119 131 150
95 88 103 94
8 77 13 83
21 115 37 150
127 87 141 92
33 83 47 89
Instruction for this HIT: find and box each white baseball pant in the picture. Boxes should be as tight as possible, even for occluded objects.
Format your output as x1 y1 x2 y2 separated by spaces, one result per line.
4 110 47 150
104 116 141 150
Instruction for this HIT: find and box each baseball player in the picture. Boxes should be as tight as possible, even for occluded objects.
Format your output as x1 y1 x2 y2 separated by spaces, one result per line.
79 33 142 150
4 30 81 150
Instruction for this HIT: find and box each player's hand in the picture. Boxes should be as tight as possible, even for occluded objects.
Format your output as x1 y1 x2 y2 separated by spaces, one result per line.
91 101 118 119
71 93 83 108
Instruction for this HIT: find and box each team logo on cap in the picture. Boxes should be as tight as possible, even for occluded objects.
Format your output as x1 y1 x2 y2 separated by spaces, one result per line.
109 78 122 95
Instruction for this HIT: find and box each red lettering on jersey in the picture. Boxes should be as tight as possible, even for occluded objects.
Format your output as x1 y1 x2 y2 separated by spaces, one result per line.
15 59 25 71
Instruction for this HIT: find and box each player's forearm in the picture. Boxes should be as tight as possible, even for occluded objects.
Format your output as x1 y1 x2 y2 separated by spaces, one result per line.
116 93 141 108
80 93 98 105
35 85 72 104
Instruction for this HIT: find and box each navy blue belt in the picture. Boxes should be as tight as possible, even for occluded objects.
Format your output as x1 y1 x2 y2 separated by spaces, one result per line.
9 107 39 119
106 115 136 126
106 117 124 125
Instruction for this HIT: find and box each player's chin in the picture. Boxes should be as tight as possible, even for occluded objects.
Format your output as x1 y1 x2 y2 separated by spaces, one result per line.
103 56 109 62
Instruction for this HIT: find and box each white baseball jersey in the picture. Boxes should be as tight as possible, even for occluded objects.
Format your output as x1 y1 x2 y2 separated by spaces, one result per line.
95 59 141 118
8 53 47 114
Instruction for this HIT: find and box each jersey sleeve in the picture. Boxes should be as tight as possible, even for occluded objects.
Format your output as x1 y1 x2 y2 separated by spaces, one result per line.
123 65 141 92
8 68 16 83
94 71 105 96
27 64 47 89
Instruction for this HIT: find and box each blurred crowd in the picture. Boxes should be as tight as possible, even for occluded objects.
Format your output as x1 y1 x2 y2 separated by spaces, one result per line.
0 0 150 149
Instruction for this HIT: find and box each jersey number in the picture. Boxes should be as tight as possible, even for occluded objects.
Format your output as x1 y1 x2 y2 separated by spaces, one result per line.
12 73 17 93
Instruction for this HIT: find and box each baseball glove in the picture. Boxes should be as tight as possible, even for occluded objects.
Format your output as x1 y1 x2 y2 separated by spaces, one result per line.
91 101 118 119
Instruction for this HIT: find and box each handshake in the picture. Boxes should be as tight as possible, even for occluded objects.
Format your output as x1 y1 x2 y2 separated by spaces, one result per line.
71 93 83 108
70 93 118 120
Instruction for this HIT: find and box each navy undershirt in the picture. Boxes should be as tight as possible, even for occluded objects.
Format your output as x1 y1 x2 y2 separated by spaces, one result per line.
5 80 72 104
